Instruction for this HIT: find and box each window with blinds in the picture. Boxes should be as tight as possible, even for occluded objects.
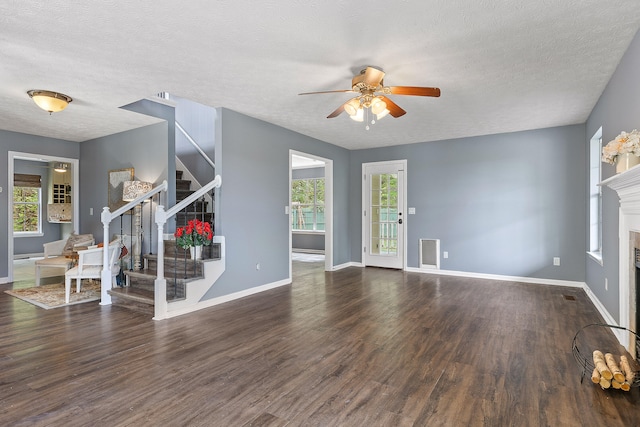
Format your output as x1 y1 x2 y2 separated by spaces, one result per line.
13 173 42 234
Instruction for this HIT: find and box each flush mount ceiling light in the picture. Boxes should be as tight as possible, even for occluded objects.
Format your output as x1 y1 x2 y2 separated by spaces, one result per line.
27 90 73 114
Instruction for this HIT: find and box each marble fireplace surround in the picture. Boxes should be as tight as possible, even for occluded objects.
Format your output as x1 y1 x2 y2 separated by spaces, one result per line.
601 165 640 354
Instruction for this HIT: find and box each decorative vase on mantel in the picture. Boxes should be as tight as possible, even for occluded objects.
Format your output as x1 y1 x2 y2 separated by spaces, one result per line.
615 153 640 174
189 245 203 260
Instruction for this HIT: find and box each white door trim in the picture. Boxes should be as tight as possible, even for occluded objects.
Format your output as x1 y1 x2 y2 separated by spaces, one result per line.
362 159 407 270
7 151 80 283
289 150 333 274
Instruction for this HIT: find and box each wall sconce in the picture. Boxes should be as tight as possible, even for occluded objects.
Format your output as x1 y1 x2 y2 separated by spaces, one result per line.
27 90 73 114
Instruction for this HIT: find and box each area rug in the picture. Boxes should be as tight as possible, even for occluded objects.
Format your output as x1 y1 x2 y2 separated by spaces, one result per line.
5 280 101 309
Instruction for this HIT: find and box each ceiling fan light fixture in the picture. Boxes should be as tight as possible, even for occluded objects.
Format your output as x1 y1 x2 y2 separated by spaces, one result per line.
350 107 364 122
344 98 361 116
370 98 387 115
27 90 72 114
376 109 390 120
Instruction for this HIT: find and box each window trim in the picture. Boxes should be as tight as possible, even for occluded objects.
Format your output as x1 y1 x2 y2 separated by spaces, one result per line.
588 127 603 262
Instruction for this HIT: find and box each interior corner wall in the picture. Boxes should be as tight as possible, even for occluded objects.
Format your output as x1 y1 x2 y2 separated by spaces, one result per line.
173 95 216 185
121 99 176 209
0 129 79 280
586 29 640 322
79 122 169 249
202 108 350 300
349 124 587 282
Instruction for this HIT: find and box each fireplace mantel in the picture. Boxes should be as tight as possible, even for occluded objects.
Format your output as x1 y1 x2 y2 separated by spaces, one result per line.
601 164 640 353
601 164 640 211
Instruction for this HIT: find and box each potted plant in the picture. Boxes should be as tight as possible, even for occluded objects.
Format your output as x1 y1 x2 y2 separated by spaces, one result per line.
602 129 640 173
174 218 213 260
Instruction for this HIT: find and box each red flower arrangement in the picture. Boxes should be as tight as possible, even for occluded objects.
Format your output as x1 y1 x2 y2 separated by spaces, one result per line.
174 219 213 249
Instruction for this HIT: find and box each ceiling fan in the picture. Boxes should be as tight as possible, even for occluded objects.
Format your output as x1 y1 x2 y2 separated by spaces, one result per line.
299 66 440 123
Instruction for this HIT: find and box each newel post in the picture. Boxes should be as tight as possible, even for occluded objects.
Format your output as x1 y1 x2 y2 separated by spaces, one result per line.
100 207 112 305
153 205 168 320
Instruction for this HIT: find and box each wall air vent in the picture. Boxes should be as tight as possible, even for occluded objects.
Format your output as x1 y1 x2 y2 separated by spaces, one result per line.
420 239 440 269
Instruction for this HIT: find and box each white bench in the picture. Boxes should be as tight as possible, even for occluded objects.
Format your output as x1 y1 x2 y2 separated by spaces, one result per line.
34 234 95 285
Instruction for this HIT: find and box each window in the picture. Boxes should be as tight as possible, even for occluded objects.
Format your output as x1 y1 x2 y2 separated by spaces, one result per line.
13 173 42 234
292 178 325 231
588 127 603 262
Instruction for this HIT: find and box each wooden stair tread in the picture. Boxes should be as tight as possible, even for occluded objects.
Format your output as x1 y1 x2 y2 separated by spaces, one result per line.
109 287 186 304
124 268 204 283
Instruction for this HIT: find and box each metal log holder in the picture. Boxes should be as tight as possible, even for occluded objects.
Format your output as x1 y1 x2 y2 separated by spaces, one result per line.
572 323 640 388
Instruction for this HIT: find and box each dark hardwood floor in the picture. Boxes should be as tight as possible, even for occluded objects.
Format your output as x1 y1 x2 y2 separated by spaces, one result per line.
1 261 638 426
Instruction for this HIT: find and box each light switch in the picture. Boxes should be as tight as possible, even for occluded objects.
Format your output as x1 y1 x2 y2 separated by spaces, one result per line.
408 207 416 214
0 186 3 193
285 206 290 214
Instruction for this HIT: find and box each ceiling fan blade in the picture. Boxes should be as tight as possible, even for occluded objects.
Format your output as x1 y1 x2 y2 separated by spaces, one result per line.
299 89 355 95
363 67 385 87
327 103 346 118
380 96 406 117
387 86 441 97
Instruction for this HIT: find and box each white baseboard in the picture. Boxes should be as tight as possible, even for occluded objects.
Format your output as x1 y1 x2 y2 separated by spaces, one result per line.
332 262 363 271
164 278 292 319
0 277 9 285
292 248 325 254
404 267 585 288
13 252 44 260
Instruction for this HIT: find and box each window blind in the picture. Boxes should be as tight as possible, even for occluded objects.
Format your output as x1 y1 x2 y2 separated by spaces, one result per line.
14 173 41 188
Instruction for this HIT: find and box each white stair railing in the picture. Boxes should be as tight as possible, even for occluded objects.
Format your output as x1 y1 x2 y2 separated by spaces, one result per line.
99 181 168 305
153 174 222 320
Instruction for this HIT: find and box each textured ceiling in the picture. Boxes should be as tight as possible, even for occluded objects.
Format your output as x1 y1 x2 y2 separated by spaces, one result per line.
2 1 640 150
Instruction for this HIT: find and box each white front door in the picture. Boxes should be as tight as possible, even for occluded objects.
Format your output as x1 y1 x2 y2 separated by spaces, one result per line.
363 160 406 269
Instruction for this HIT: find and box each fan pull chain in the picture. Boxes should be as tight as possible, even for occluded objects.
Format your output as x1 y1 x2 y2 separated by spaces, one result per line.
365 108 377 131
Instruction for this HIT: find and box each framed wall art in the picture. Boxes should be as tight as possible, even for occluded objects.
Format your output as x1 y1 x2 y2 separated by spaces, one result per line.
108 168 134 212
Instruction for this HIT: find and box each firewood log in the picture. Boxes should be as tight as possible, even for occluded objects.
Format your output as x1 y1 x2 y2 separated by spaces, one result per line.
620 355 635 384
593 350 613 380
611 380 622 389
620 381 631 392
604 353 625 383
599 377 611 389
591 367 601 384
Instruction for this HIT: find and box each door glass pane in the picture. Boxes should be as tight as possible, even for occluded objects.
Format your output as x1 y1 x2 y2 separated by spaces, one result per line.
370 173 398 256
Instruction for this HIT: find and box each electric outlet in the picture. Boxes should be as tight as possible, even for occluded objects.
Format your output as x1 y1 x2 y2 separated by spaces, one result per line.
0 186 3 193
443 251 449 259
605 278 608 291
256 263 260 270
553 257 560 266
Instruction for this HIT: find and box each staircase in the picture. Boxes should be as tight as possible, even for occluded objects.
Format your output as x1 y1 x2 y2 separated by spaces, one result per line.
175 170 214 228
108 170 216 314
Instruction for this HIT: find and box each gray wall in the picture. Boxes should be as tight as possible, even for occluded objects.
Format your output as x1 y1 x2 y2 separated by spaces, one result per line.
173 95 217 185
13 159 65 255
0 129 79 279
292 166 325 252
586 29 640 322
350 124 587 281
79 122 169 252
203 108 350 300
121 99 176 209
